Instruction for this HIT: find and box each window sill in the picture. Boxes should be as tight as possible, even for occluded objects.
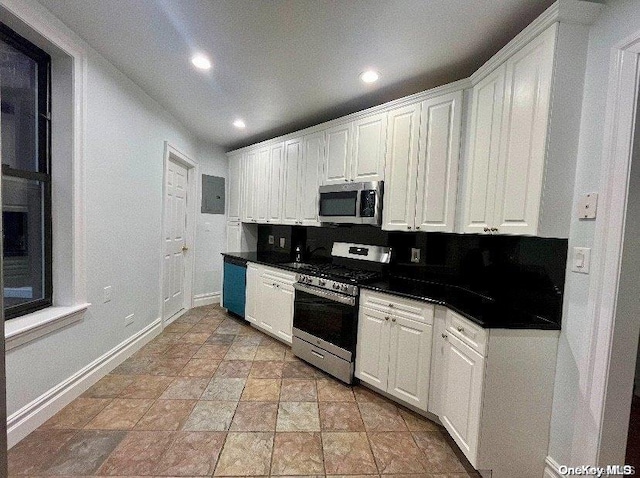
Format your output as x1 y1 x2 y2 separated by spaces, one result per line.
4 303 90 351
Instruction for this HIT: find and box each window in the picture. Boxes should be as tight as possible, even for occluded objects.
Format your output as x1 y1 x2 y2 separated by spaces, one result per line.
0 22 52 320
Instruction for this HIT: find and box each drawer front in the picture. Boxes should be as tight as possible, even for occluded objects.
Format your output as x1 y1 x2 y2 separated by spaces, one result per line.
446 309 487 356
262 265 297 285
360 289 433 324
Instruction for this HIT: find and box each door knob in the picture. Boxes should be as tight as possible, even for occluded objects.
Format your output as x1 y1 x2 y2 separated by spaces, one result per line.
182 245 189 252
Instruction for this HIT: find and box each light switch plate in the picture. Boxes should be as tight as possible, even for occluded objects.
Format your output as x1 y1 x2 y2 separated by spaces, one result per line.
125 314 134 327
103 286 112 303
572 247 591 274
279 237 286 248
411 248 421 263
578 193 598 219
268 235 274 245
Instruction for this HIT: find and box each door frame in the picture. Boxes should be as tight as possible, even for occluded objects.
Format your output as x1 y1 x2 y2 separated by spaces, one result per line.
576 28 640 465
160 141 198 327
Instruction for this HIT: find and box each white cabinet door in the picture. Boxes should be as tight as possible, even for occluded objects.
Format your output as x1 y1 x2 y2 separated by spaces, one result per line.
245 263 261 324
382 102 421 232
243 150 258 223
273 283 294 344
462 65 506 234
387 316 432 411
255 147 270 223
352 112 387 182
415 91 462 232
355 307 390 390
226 221 241 252
268 142 284 223
227 152 243 222
441 332 485 467
300 131 324 226
257 276 278 333
428 308 447 417
282 138 302 225
493 26 555 236
323 122 352 185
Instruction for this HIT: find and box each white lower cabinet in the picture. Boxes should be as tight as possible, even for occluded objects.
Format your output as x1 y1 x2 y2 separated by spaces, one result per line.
356 291 433 411
245 262 295 344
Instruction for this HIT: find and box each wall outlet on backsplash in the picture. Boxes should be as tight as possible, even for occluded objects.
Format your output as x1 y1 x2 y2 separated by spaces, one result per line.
411 248 421 263
279 237 286 248
268 235 274 245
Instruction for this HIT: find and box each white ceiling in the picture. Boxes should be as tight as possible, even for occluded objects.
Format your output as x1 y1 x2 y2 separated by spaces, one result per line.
37 0 554 150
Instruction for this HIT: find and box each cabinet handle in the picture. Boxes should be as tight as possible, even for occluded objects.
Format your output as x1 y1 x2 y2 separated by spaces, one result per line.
483 227 490 232
385 316 390 321
344 179 348 182
457 326 464 333
407 226 411 230
388 303 394 308
391 318 396 323
442 333 448 339
491 227 499 232
416 226 420 230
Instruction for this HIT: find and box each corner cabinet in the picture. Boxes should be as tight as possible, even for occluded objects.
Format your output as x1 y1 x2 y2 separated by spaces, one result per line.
356 290 433 411
245 262 295 344
323 112 387 185
430 308 559 478
382 90 463 232
462 23 579 237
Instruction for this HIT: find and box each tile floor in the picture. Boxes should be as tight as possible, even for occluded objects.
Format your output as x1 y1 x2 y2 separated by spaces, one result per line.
8 304 480 477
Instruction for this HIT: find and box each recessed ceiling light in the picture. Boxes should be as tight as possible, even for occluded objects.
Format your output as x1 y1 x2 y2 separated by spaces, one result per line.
191 54 212 70
360 70 380 83
233 119 246 129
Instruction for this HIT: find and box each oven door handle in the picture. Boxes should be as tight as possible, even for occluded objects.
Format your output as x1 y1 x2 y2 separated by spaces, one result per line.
293 283 356 306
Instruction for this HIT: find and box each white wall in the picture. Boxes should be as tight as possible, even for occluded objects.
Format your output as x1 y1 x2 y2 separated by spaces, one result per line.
548 0 640 466
1 0 225 419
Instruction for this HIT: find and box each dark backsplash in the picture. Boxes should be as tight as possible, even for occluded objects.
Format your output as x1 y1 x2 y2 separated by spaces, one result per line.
257 224 568 325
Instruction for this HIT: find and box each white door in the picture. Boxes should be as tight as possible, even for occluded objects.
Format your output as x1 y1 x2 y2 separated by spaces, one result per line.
462 64 506 234
355 307 390 389
163 159 189 320
300 131 324 226
282 138 302 225
387 315 432 411
258 276 278 333
382 102 421 232
415 91 462 232
352 112 387 182
440 332 485 467
323 122 352 184
268 143 284 223
227 152 243 222
493 25 556 236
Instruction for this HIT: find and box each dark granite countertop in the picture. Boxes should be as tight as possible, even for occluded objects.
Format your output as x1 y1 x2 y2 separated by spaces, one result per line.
222 252 561 331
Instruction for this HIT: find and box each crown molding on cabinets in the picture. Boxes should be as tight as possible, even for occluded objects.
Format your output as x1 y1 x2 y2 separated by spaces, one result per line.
470 0 603 86
226 78 471 156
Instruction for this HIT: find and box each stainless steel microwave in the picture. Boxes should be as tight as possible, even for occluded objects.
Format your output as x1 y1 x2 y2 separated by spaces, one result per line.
318 181 383 225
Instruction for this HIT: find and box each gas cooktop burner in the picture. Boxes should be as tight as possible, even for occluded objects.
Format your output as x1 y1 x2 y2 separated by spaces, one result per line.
308 264 383 283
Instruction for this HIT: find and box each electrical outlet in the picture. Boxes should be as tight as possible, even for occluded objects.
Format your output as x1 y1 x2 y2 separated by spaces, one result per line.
103 286 112 303
279 237 286 248
411 248 421 263
125 313 134 327
268 235 274 245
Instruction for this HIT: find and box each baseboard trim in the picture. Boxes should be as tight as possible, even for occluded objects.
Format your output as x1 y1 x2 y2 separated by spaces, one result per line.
544 456 563 478
7 317 162 448
193 292 220 307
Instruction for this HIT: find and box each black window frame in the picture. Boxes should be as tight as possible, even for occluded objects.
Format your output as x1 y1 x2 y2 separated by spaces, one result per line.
0 22 52 320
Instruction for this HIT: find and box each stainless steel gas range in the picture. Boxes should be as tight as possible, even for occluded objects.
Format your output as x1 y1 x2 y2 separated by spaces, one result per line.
291 242 391 384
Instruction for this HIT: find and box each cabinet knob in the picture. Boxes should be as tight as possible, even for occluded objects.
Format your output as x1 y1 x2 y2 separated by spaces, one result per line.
392 318 396 323
385 316 390 321
491 227 499 232
416 226 420 230
483 227 490 232
407 226 411 230
388 303 394 308
457 326 464 333
344 179 348 182
442 333 448 339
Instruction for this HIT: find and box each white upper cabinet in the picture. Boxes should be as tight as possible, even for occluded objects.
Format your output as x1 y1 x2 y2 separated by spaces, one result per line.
462 24 557 236
415 91 463 232
255 147 270 223
382 91 463 233
227 152 243 222
382 103 421 231
242 150 258 223
300 131 324 226
268 142 284 223
323 122 352 184
282 138 302 225
351 112 388 182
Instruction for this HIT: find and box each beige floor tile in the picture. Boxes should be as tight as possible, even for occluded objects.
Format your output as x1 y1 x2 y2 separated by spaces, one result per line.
183 401 238 431
254 345 286 361
41 398 111 429
97 430 174 475
358 401 408 432
230 401 278 431
134 399 196 430
412 431 468 473
194 344 230 360
118 375 174 399
241 378 281 401
214 432 274 476
271 432 324 475
8 429 77 475
214 360 253 378
179 358 221 378
319 401 365 431
82 375 134 398
280 379 317 401
202 376 247 401
85 398 154 430
163 343 202 359
399 408 440 431
180 332 213 344
368 432 426 474
317 378 356 401
282 360 319 378
322 432 378 475
276 402 320 431
224 344 258 361
250 360 285 378
154 431 226 476
159 377 209 400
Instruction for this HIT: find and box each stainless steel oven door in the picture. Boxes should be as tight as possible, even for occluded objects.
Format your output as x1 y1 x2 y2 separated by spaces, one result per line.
292 283 357 359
